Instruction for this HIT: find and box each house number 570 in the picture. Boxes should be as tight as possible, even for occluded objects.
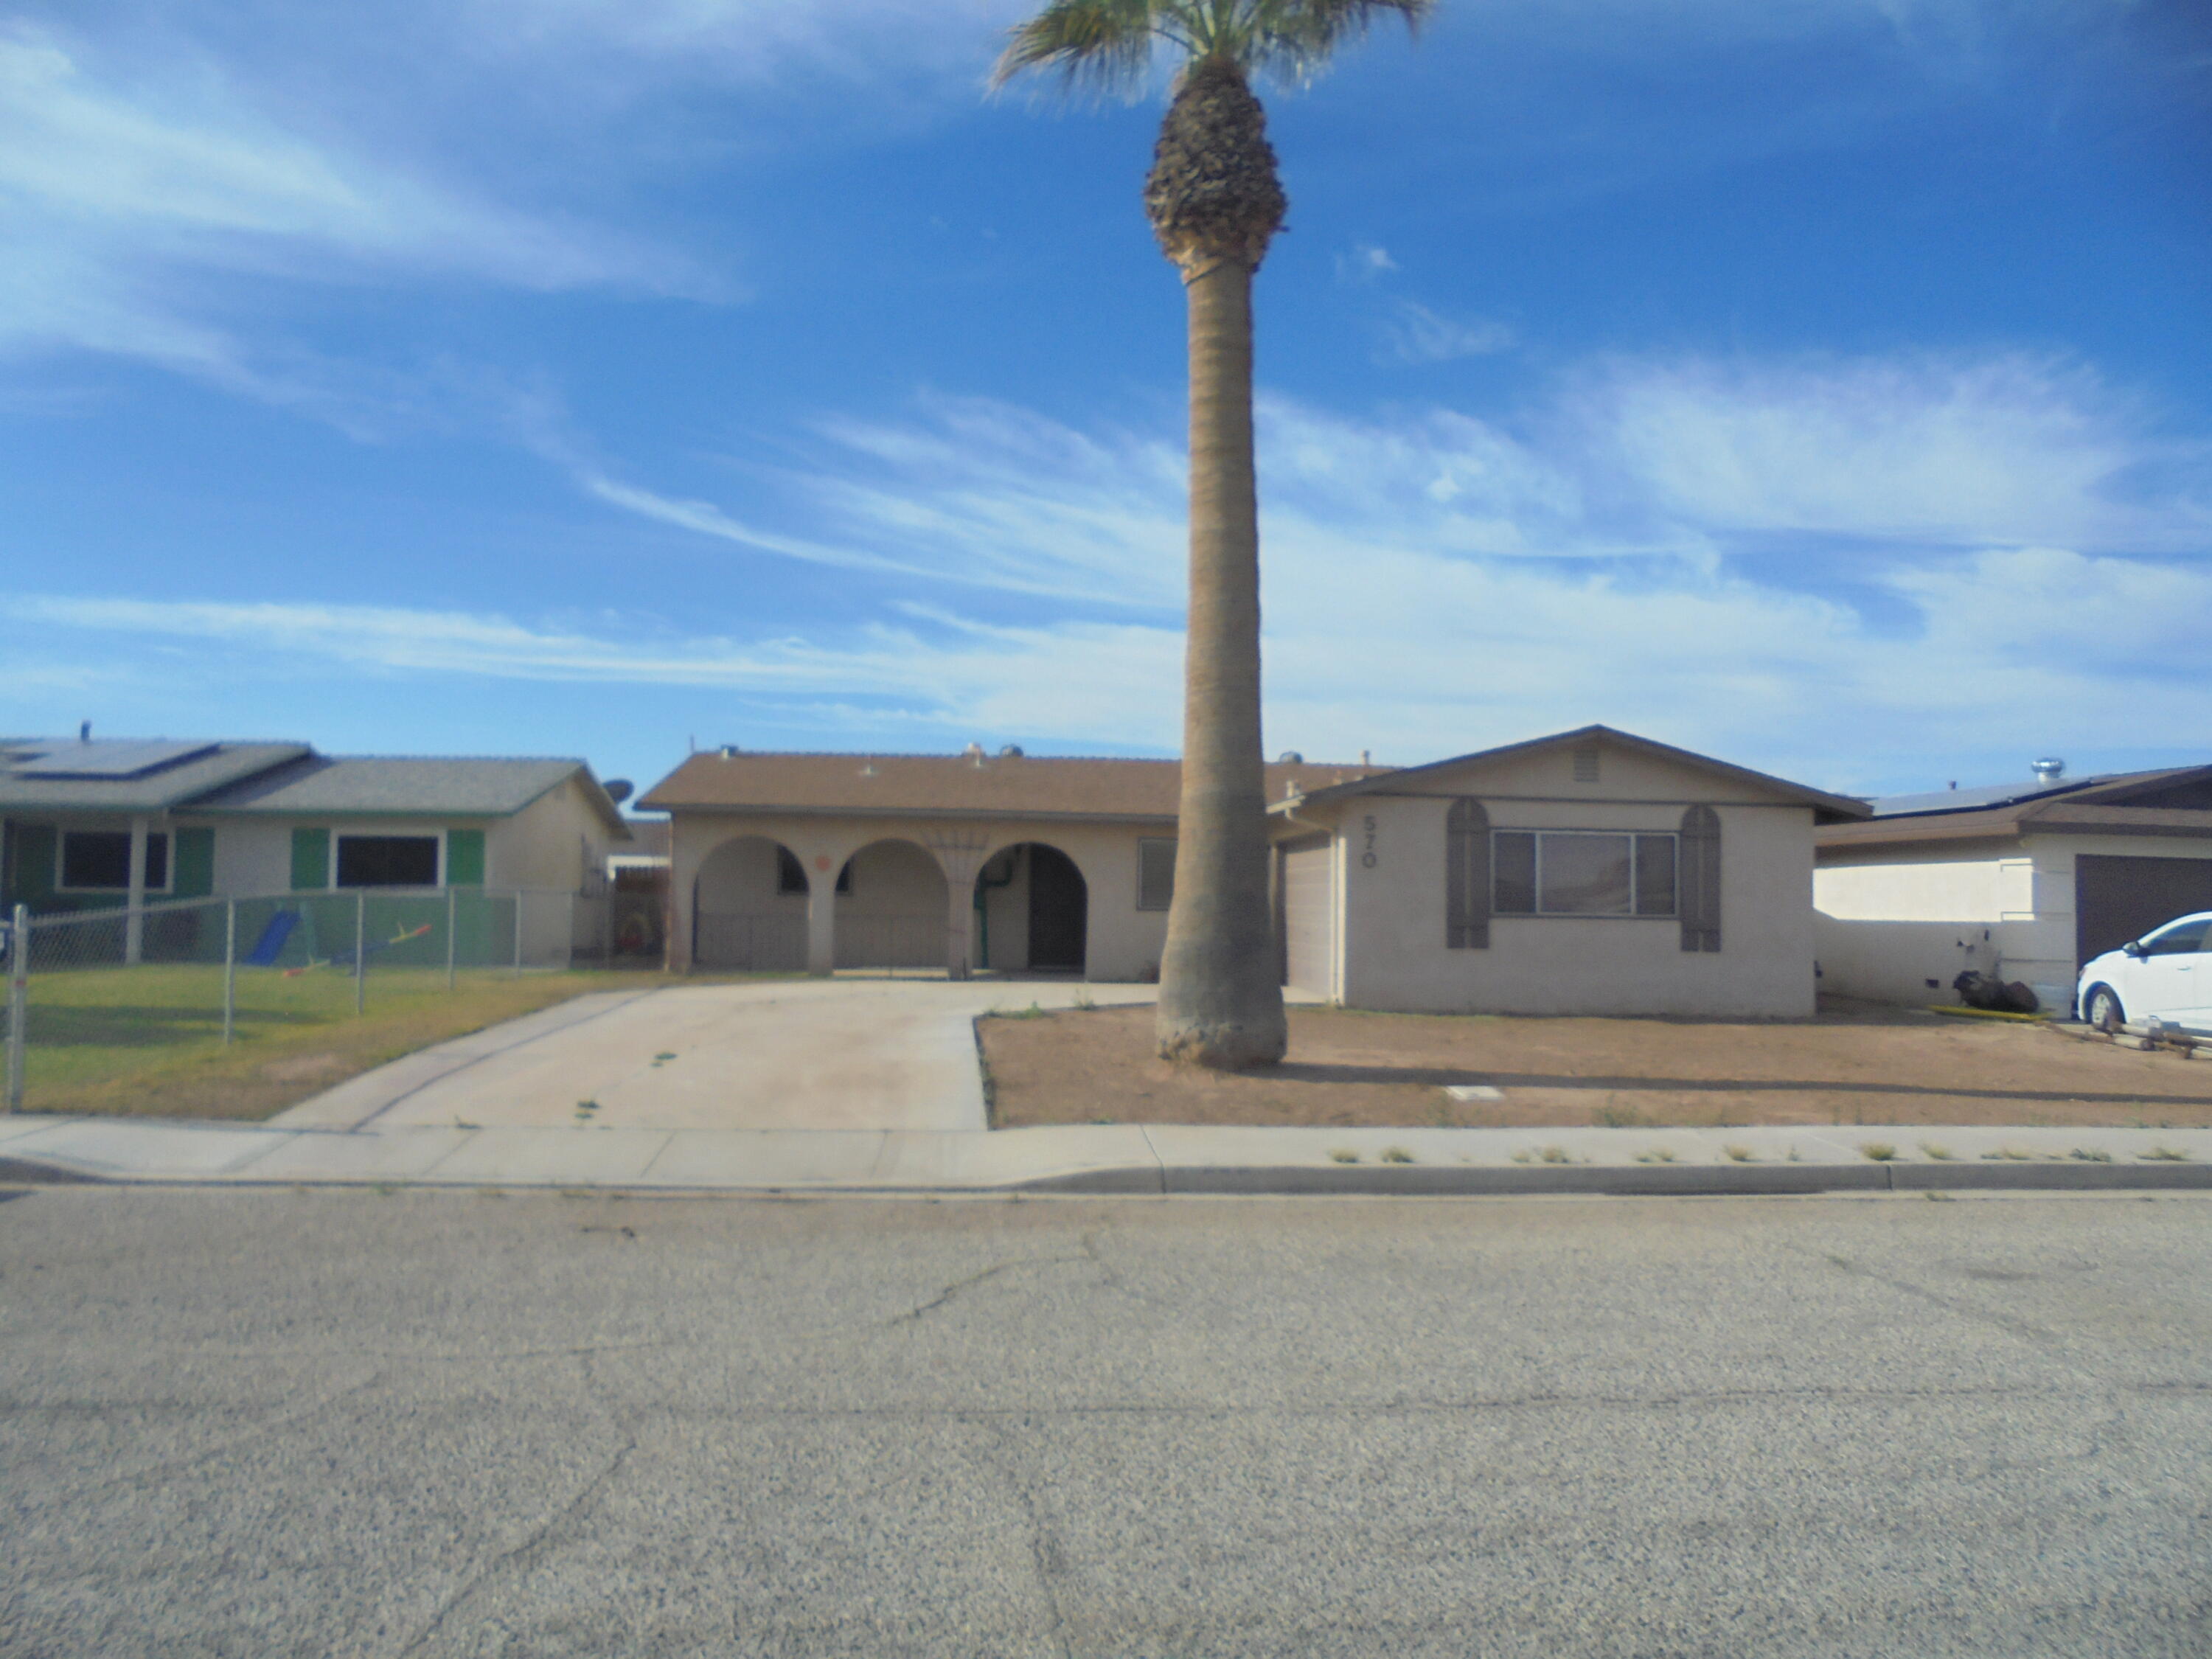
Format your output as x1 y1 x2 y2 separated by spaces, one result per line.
1361 815 1379 869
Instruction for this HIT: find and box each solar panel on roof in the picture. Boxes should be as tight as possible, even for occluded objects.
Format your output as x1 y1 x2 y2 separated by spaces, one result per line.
13 740 219 779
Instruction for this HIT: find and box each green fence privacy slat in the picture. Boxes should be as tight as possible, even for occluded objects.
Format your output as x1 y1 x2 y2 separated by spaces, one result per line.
290 827 330 891
445 828 485 886
172 827 216 899
11 824 58 908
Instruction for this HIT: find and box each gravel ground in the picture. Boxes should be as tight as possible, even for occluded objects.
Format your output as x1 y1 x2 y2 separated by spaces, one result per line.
983 999 2212 1130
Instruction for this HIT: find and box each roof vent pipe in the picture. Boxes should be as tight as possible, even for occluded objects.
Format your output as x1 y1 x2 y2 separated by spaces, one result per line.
80 720 91 742
998 744 1024 758
2031 757 2066 783
1276 750 1304 764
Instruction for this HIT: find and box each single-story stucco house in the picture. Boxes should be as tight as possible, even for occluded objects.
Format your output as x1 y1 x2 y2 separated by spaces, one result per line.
1 734 631 963
1269 726 1868 1017
640 745 1388 981
1814 760 2212 1014
641 726 1865 1017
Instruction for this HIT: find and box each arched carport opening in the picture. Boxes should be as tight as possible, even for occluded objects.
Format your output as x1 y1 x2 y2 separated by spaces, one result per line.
835 838 948 971
692 835 810 971
973 843 1088 974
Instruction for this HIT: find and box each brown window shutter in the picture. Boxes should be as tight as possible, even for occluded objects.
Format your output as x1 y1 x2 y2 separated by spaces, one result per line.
1446 798 1490 949
1679 805 1722 952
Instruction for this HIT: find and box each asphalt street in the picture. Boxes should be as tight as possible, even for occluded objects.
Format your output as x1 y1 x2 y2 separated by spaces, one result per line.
1 1188 2207 1658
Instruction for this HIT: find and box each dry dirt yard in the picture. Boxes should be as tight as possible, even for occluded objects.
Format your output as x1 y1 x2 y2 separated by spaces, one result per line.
981 998 2212 1131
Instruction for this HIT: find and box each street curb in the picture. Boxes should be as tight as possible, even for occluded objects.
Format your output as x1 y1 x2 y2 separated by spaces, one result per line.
9 1152 2202 1197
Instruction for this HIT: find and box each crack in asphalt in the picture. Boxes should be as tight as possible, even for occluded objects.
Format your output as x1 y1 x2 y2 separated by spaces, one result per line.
395 1346 639 1659
888 1252 1091 1326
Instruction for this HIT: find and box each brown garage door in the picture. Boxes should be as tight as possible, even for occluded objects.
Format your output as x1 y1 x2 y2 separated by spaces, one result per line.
1281 835 1335 996
2076 854 2212 965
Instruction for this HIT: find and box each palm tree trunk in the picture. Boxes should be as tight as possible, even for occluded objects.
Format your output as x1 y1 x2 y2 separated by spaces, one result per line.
1155 254 1287 1068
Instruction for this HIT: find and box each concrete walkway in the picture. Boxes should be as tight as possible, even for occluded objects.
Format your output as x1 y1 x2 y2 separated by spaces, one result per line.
1 980 2210 1194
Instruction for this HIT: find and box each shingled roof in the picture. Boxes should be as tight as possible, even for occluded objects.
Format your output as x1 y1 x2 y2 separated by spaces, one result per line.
192 755 630 833
639 750 1392 822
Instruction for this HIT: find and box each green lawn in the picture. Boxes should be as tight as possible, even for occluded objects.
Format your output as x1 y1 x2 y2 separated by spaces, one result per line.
9 964 784 1120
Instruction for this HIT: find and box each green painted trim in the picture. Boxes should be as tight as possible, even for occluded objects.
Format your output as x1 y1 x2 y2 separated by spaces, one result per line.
290 826 330 891
445 827 485 886
173 826 215 898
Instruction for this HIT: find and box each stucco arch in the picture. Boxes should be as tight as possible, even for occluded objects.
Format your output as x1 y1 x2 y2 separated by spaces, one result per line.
972 840 1090 974
692 833 810 970
836 837 950 971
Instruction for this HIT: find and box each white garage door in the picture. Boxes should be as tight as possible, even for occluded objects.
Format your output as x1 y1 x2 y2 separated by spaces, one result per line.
1281 835 1335 998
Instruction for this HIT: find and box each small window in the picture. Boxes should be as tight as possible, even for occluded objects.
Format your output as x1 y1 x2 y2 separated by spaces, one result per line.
335 835 439 888
1492 830 1677 917
1137 838 1176 911
59 830 169 891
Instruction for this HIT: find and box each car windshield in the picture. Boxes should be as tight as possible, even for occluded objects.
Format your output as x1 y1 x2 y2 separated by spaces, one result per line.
2140 918 2211 956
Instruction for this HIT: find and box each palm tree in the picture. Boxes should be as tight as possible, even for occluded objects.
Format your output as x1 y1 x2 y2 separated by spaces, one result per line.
993 1 1432 1068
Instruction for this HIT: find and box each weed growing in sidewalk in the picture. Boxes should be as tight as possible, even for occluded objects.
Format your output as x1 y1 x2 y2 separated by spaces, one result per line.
1634 1147 1677 1164
1380 1146 1416 1164
1860 1143 1898 1161
2069 1147 2113 1163
1722 1144 1755 1163
1919 1142 1953 1161
1329 1147 1360 1164
2141 1145 2190 1161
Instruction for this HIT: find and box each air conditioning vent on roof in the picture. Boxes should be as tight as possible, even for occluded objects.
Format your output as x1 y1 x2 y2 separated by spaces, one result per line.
2031 757 2065 783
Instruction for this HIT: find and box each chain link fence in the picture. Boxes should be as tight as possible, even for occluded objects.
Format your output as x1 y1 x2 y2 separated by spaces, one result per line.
2 888 607 1113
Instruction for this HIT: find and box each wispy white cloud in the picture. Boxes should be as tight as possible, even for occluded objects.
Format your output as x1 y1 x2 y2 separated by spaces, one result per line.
1377 301 1517 364
1335 243 1399 285
13 341 2212 787
0 27 700 387
1571 351 2211 552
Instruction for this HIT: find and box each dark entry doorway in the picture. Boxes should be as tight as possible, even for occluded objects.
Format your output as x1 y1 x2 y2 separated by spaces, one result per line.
1026 845 1088 971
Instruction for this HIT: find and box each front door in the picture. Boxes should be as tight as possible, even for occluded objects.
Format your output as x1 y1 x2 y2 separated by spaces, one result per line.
1026 846 1087 972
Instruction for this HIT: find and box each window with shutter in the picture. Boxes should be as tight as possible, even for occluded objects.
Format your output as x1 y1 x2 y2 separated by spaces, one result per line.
1679 805 1722 952
1445 798 1490 948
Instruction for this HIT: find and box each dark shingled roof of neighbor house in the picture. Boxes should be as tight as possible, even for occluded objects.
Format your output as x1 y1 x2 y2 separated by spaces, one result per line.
0 739 311 813
192 756 630 833
639 750 1392 822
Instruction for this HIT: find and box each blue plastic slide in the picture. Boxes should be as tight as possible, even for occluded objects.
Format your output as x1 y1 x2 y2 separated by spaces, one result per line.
242 911 302 968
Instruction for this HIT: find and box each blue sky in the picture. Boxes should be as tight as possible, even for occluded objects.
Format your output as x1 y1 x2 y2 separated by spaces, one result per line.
2 0 2207 800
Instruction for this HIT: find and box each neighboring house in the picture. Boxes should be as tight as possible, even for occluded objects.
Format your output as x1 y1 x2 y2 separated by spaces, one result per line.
1269 726 1868 1018
1815 761 2212 1015
639 745 1388 979
1 734 630 963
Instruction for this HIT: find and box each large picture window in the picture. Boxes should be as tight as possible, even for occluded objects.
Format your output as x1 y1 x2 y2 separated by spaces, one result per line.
1493 830 1677 917
59 830 169 891
335 835 439 888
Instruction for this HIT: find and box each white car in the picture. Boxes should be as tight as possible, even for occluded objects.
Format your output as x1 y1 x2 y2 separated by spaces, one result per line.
2076 911 2212 1032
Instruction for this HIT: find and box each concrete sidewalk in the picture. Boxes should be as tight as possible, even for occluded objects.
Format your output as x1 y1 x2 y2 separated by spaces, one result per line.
2 1110 2209 1194
5 978 2210 1195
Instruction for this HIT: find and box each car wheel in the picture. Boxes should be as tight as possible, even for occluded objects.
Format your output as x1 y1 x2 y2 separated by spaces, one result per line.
2086 985 2124 1032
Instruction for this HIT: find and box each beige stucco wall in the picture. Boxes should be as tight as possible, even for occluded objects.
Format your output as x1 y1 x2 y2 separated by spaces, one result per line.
1815 832 2212 1015
667 811 1174 980
1298 741 1822 1017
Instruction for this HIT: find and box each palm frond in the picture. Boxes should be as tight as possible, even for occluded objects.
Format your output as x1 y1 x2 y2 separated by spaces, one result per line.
1239 0 1436 83
992 0 1435 96
990 0 1169 94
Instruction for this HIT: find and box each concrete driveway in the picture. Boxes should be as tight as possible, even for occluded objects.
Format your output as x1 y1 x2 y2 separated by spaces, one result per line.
274 978 1154 1135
